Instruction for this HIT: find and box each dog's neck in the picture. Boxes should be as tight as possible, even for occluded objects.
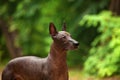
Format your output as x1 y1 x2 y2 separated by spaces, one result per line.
48 42 67 67
47 42 68 80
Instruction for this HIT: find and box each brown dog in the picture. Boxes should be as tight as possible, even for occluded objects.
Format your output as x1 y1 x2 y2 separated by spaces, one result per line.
2 23 79 80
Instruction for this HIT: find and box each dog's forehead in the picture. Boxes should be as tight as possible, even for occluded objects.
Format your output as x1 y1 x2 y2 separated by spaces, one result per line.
58 31 70 36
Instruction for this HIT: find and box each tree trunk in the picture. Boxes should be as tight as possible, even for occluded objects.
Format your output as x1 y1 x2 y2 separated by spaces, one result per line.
0 19 22 58
109 0 120 15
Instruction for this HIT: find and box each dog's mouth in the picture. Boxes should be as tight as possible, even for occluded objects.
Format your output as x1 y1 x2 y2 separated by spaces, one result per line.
74 45 79 49
65 45 79 50
72 45 79 50
73 42 79 49
64 41 79 50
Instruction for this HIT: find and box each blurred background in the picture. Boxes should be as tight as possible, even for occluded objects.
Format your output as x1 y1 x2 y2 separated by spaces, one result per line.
0 0 120 80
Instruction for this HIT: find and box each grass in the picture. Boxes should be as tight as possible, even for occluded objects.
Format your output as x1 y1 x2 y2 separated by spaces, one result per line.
0 66 3 80
69 68 84 80
69 69 99 80
69 69 120 80
0 66 120 80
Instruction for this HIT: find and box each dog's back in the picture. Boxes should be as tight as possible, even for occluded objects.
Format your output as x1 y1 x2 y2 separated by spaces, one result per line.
2 56 48 80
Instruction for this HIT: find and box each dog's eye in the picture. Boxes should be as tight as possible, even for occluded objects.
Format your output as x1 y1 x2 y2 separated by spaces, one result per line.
62 36 66 39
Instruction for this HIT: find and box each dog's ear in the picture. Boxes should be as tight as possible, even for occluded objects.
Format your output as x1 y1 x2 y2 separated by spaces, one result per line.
62 22 66 31
49 23 58 36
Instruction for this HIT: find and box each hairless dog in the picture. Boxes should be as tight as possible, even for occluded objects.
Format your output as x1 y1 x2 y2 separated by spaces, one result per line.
2 22 79 80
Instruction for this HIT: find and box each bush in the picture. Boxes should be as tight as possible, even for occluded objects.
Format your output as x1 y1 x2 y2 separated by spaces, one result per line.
80 11 120 77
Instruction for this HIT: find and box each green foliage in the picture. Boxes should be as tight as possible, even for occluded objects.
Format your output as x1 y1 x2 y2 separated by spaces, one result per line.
0 0 109 67
80 11 120 77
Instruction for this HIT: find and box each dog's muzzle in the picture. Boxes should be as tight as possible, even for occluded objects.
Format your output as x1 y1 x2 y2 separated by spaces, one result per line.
69 39 79 48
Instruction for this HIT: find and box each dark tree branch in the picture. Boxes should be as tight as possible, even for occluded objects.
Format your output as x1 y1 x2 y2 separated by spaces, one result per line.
109 0 120 15
0 19 22 58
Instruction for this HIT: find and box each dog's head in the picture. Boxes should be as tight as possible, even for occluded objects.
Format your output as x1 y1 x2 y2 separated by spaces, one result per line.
49 23 79 50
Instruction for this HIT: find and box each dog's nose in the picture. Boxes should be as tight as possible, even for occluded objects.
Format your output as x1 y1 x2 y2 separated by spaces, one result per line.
74 42 79 46
69 39 79 46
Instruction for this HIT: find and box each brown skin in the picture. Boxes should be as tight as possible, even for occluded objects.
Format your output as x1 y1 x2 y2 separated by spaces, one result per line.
2 23 79 80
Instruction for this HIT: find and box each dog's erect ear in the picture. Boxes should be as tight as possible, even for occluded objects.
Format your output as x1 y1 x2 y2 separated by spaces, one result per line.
49 23 58 36
62 22 66 31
